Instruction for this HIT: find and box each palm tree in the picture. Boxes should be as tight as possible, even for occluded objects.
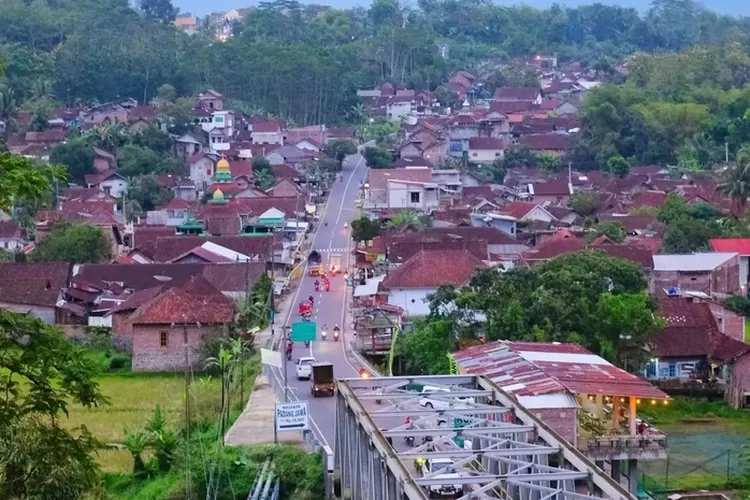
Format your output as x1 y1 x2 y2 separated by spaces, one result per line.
347 103 369 124
254 168 275 189
719 145 750 217
143 406 178 473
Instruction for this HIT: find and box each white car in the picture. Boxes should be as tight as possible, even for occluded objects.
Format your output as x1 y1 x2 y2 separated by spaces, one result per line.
296 357 316 380
420 458 464 498
419 386 475 410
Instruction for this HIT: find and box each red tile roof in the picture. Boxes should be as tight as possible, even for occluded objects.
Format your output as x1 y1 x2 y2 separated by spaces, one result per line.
522 237 585 262
598 215 658 233
494 87 540 100
229 159 254 178
588 244 654 269
517 133 568 151
654 298 750 362
252 121 282 133
488 101 536 114
530 179 571 196
632 190 667 208
129 275 234 324
467 137 504 150
382 249 486 289
151 236 273 263
710 238 750 255
500 201 541 220
454 340 668 399
271 164 300 179
367 168 433 190
0 262 71 307
0 220 23 239
539 99 562 110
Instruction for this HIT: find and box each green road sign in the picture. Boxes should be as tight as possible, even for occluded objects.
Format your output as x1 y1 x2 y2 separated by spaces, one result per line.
291 322 317 342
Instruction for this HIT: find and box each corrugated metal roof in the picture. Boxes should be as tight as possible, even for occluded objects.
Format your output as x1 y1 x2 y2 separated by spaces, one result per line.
653 253 737 271
454 341 668 400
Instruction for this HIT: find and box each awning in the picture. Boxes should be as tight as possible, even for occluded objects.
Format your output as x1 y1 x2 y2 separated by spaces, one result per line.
354 275 386 297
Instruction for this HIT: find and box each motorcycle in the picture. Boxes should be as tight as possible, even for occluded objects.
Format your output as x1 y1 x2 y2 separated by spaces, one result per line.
405 435 415 446
321 330 327 341
304 340 310 348
324 281 330 292
340 175 343 182
333 327 340 341
314 281 320 292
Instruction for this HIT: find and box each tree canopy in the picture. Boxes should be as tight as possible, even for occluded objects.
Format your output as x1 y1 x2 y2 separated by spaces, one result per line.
33 223 112 263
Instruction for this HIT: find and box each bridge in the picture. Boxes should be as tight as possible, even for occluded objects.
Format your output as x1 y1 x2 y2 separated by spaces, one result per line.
333 375 636 500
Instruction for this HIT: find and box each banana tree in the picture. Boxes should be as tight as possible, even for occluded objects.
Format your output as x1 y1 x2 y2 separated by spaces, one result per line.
204 348 234 441
122 427 149 477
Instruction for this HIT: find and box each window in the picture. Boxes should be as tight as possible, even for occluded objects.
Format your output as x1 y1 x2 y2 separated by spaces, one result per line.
160 331 169 347
472 152 477 157
214 116 224 123
668 363 676 377
410 192 420 203
103 186 111 195
495 152 501 156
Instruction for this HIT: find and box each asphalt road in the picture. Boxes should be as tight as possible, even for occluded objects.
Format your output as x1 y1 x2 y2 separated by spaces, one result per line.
283 152 368 445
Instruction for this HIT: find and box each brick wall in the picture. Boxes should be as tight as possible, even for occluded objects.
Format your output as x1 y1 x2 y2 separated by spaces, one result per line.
704 300 745 341
131 324 222 372
530 407 577 445
651 270 711 296
713 256 741 295
726 352 750 409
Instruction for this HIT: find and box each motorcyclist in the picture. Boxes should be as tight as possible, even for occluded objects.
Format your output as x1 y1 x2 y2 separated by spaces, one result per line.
286 341 293 359
344 221 348 228
321 324 328 340
333 324 340 340
314 280 320 291
308 294 314 304
340 175 343 182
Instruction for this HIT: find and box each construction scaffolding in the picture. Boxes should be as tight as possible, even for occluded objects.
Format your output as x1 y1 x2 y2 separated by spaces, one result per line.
333 375 635 500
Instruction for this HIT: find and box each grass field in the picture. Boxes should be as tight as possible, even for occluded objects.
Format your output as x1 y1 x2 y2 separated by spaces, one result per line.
64 372 221 473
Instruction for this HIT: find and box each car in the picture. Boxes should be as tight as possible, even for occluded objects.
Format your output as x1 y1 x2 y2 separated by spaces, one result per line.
419 458 464 498
296 357 316 380
419 385 475 410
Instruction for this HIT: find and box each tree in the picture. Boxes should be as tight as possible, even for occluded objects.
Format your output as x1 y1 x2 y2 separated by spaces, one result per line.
501 146 538 169
568 191 599 216
49 139 95 184
118 144 181 177
719 144 750 217
350 216 381 243
28 98 53 132
605 154 631 178
132 126 173 154
397 318 454 375
33 223 112 263
0 310 106 498
140 0 177 24
252 158 275 189
324 139 357 169
588 221 626 243
126 174 173 211
363 146 393 169
0 153 63 213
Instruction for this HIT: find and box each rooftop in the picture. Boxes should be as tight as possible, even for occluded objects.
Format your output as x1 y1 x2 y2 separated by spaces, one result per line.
652 252 738 272
382 248 486 289
0 262 71 307
454 340 669 400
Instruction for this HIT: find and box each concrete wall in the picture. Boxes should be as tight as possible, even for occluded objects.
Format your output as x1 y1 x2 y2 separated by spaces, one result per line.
0 302 55 323
131 323 223 372
727 353 750 409
468 148 504 164
651 257 741 297
387 288 436 316
100 178 128 198
387 182 439 211
705 300 745 341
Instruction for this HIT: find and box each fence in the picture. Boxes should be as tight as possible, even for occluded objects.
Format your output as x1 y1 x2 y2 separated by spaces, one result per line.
640 449 747 496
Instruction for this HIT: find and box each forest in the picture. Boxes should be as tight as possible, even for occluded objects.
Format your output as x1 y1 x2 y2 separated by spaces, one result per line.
2 0 750 128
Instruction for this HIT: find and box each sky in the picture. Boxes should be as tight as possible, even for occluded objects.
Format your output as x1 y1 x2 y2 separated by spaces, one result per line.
174 0 750 19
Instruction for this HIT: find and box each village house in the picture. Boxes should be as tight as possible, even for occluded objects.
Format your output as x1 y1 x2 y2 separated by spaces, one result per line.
92 147 116 173
196 89 224 111
467 137 505 163
710 238 750 295
646 296 750 408
127 276 235 372
528 179 573 205
85 170 129 198
264 145 313 168
493 87 542 104
251 121 284 145
188 151 219 188
380 248 486 316
0 262 72 323
364 167 439 212
0 220 26 251
650 253 741 297
454 340 669 494
516 133 568 155
175 132 205 161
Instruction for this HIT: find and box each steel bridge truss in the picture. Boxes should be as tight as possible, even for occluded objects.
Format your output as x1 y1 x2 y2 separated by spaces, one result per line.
334 375 634 500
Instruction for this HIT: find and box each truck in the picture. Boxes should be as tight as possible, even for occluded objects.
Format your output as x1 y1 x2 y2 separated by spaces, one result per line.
329 253 342 275
310 363 335 397
307 250 323 276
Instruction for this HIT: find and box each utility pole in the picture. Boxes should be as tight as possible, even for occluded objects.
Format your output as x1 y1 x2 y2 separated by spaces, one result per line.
269 232 275 338
726 142 729 164
282 324 291 402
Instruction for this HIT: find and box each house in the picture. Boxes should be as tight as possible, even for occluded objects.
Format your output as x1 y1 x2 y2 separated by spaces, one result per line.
646 297 750 405
175 132 204 161
84 170 128 198
0 220 26 251
516 134 568 155
493 87 542 103
127 276 234 371
251 121 283 145
294 138 321 152
454 340 669 493
264 145 313 168
528 179 573 205
364 167 438 211
285 125 327 146
188 151 219 188
499 201 556 224
146 197 192 226
381 248 486 316
467 137 505 163
709 239 750 295
174 13 198 33
469 212 518 237
196 89 223 111
651 253 741 297
93 147 116 173
0 262 72 323
82 103 129 127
